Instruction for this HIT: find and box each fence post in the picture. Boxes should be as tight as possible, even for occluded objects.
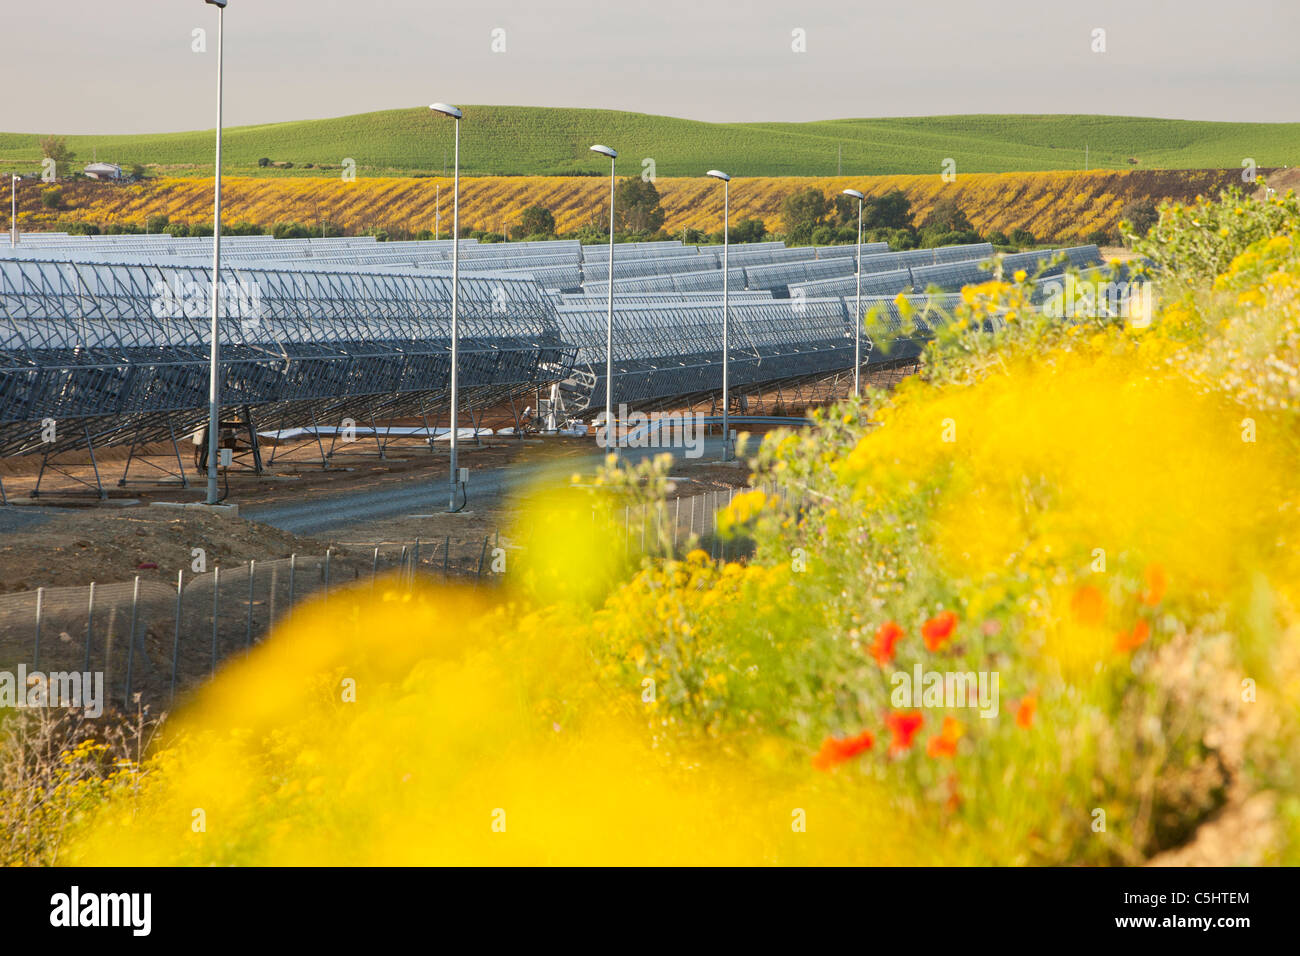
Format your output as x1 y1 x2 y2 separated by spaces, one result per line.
324 548 332 594
170 569 184 704
268 566 278 626
288 553 297 605
476 535 489 583
124 575 140 708
399 545 409 590
371 546 379 594
674 498 681 554
33 586 43 671
210 566 221 675
246 559 256 648
83 581 96 673
442 535 450 581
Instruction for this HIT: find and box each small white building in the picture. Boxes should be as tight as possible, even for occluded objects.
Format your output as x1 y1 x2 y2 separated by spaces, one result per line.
83 162 123 181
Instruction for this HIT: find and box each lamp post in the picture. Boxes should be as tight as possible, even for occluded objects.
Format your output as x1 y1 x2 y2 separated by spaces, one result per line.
842 188 865 396
430 102 463 512
590 144 617 457
706 169 731 460
204 0 227 506
9 175 20 247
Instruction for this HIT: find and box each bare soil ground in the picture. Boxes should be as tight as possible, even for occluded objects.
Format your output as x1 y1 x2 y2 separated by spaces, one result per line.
0 509 327 594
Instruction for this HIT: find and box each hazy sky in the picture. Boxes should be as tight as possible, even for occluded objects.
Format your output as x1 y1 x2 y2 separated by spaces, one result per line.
5 0 1297 133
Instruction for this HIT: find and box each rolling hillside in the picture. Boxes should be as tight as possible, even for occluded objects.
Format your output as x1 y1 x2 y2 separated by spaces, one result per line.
1 107 1296 179
10 169 1243 244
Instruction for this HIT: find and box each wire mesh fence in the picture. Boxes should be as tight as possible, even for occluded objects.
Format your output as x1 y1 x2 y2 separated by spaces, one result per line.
0 484 805 713
0 535 503 711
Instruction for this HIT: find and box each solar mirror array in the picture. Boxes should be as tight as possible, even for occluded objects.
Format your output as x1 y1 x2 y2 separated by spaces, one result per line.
0 231 1111 487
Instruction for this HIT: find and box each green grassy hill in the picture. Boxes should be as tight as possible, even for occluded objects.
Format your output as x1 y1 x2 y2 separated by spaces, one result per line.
1 107 1295 178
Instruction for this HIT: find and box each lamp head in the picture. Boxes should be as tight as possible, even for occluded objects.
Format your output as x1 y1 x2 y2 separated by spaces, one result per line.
706 169 730 182
842 188 865 201
205 0 228 7
430 103 463 119
590 144 617 159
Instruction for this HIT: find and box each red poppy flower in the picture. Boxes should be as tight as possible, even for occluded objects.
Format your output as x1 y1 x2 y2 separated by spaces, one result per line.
1015 694 1037 729
944 773 962 813
926 715 964 758
1115 618 1151 653
1139 564 1166 607
922 611 958 651
1070 585 1105 626
869 620 905 666
811 730 874 771
886 710 924 755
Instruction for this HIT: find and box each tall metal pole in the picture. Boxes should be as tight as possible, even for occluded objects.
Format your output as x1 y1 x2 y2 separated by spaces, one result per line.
854 196 863 397
205 3 225 505
10 176 17 247
721 178 730 461
605 154 616 459
448 115 460 512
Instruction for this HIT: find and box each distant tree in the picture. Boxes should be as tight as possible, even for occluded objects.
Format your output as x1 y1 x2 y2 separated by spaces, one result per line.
272 221 313 239
1008 227 1036 247
921 196 974 233
832 193 858 227
40 187 63 210
38 135 74 169
257 157 272 168
682 227 708 245
146 214 169 233
730 217 767 244
519 205 556 237
66 221 100 235
614 178 665 234
1119 199 1159 240
811 224 837 246
781 187 829 237
865 190 913 231
163 222 190 238
985 229 1010 246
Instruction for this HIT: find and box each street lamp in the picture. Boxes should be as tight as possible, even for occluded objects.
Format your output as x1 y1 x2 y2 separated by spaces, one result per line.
204 0 227 507
9 175 20 247
842 188 865 396
590 144 617 457
430 102 463 512
706 169 731 461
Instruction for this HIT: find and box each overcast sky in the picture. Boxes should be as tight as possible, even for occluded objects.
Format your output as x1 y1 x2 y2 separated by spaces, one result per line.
5 0 1297 133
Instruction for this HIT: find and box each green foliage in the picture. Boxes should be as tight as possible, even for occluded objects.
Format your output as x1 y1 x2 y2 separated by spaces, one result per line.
40 187 62 210
1119 199 1159 240
36 134 74 167
145 214 169 233
781 187 829 236
270 221 307 239
921 196 974 233
4 111 1297 177
730 217 767 244
1130 182 1300 284
518 204 556 238
865 189 913 231
613 177 664 234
